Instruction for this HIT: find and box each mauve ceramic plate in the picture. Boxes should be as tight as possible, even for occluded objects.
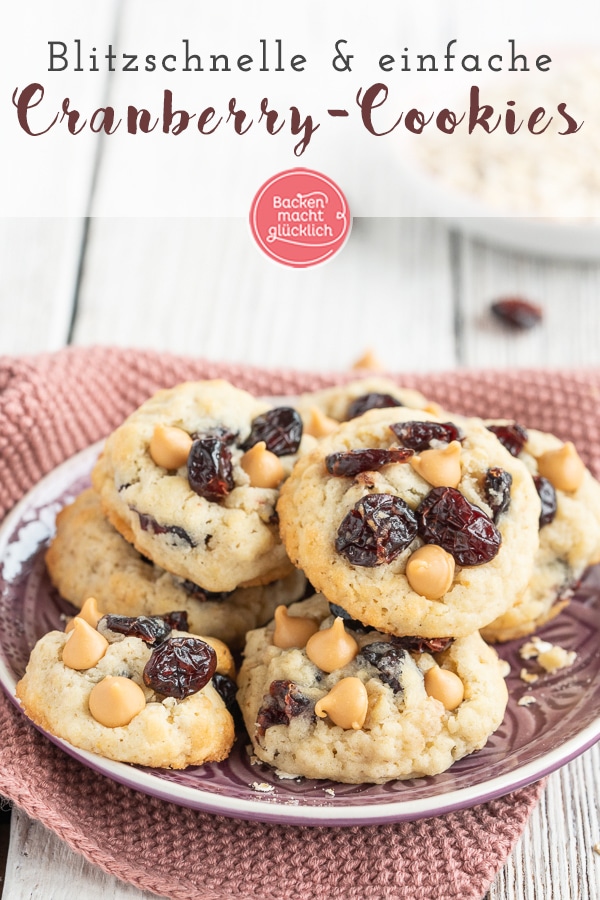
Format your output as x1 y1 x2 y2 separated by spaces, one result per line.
1 443 599 826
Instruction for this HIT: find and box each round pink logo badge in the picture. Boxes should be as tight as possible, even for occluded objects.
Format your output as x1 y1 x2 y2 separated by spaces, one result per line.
249 168 351 268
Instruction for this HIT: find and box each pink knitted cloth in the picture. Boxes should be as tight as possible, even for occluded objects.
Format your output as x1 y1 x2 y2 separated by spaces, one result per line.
2 347 598 900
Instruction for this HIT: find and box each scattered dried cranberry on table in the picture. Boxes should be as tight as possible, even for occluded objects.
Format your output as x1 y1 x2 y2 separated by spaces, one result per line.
490 297 543 330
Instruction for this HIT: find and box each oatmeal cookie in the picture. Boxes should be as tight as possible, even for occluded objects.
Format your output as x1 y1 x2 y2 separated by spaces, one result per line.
46 490 307 650
482 422 600 642
92 380 314 591
296 377 436 436
16 618 235 768
238 594 508 783
277 408 540 637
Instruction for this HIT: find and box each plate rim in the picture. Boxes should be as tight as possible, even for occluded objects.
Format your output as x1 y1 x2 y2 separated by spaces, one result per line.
1 442 600 826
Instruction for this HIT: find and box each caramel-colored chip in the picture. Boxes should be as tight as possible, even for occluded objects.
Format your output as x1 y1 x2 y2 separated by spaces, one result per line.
303 407 339 439
195 634 236 679
305 617 358 673
240 441 286 489
352 349 384 371
65 596 102 633
536 442 585 493
88 675 146 727
406 545 455 600
149 424 193 470
62 618 108 671
315 677 368 730
424 666 464 710
272 605 319 649
410 440 462 489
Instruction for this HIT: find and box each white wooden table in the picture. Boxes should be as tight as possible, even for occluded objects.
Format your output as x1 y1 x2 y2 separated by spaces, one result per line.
1 215 600 899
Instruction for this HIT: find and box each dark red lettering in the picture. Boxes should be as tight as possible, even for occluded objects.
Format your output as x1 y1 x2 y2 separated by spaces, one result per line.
11 83 58 136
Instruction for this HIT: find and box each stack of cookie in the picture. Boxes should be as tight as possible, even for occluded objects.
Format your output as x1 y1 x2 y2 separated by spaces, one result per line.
15 376 600 781
237 393 600 783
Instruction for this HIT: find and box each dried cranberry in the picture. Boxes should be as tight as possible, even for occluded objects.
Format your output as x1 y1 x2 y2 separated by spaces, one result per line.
241 407 302 456
143 637 217 699
335 494 418 567
187 438 234 502
534 475 558 527
135 512 196 547
180 581 231 603
346 393 403 420
212 673 238 712
191 426 238 444
389 421 464 451
161 611 189 631
360 642 409 693
486 422 529 457
328 603 372 634
491 297 543 330
100 615 172 645
417 486 501 566
392 636 454 654
484 467 513 522
326 448 413 477
256 680 312 737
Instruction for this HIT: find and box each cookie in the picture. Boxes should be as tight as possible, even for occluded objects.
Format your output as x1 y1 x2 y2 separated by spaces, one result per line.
92 380 315 591
46 490 308 650
16 618 235 768
296 377 437 437
277 408 540 637
238 594 508 783
482 422 600 642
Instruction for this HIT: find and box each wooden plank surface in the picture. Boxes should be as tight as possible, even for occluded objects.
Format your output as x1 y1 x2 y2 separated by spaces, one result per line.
70 217 456 372
0 219 84 355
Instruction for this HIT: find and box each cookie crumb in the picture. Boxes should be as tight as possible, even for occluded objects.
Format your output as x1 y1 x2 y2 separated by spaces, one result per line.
593 843 600 856
520 636 577 673
250 782 275 793
499 659 511 678
275 769 301 780
517 695 537 707
520 668 539 684
324 788 336 797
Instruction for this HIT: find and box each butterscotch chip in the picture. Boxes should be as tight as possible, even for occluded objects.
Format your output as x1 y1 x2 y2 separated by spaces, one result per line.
410 441 462 489
424 666 464 711
314 677 368 730
405 545 455 600
305 617 358 672
62 618 108 670
240 442 286 489
536 442 585 493
238 594 509 784
65 596 102 632
89 676 146 728
149 425 193 470
272 605 319 649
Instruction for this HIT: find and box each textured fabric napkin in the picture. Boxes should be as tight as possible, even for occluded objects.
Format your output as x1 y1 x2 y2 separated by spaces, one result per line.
2 347 599 900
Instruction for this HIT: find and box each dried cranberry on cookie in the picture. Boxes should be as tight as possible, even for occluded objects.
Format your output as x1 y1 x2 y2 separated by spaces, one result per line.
277 407 540 637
